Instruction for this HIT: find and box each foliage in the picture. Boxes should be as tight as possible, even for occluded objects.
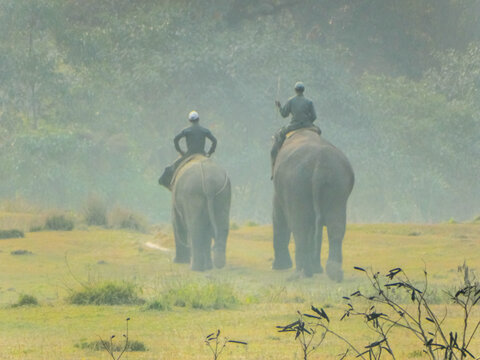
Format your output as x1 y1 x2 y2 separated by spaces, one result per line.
0 1 478 222
44 213 74 231
85 318 147 359
146 280 239 311
67 281 143 305
0 229 24 239
277 307 330 360
278 264 480 359
82 194 107 226
108 206 148 232
76 339 146 352
10 249 32 256
204 329 247 360
12 294 39 307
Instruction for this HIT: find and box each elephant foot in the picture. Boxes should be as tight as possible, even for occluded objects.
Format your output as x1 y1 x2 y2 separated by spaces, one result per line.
213 251 226 269
191 262 206 272
312 264 324 274
174 255 190 264
272 257 293 270
326 261 343 282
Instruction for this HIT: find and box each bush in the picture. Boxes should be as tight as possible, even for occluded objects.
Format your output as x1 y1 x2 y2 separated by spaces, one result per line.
76 339 147 352
11 249 32 255
12 294 39 307
29 225 43 232
0 229 24 239
67 281 144 305
83 194 108 226
108 206 148 232
44 214 74 231
146 280 238 311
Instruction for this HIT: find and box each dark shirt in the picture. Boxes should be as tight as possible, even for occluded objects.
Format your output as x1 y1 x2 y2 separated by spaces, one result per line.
279 94 317 126
174 123 217 156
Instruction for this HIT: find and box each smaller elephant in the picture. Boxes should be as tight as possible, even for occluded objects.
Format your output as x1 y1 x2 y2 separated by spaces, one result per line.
160 155 231 271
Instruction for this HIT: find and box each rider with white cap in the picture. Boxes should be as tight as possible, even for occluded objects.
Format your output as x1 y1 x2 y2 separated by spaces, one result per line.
159 111 217 187
174 110 217 157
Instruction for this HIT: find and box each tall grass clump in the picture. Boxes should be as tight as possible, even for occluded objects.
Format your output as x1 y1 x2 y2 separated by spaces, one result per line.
76 318 147 359
12 294 39 307
108 206 148 232
44 213 74 231
67 281 143 305
146 280 238 311
0 229 24 239
83 194 108 226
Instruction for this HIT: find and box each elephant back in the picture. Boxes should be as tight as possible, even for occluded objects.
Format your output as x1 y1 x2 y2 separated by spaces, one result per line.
171 154 208 186
172 156 230 198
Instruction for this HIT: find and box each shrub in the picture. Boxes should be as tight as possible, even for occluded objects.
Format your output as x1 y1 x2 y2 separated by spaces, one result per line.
10 249 32 255
12 294 39 307
0 229 24 239
29 225 43 232
83 194 108 226
44 214 74 231
108 206 148 232
76 339 147 352
146 280 238 311
67 281 143 305
278 264 480 359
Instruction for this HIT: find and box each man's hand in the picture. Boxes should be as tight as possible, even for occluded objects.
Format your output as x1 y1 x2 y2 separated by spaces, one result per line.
275 100 281 108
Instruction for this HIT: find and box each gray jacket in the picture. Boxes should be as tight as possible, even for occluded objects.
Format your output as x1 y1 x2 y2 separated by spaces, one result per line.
279 94 317 126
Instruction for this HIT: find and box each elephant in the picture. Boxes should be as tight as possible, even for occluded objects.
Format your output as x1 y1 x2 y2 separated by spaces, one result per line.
159 155 231 271
272 128 354 281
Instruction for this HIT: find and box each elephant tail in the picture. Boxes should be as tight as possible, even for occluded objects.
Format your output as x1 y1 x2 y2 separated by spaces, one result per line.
206 195 219 240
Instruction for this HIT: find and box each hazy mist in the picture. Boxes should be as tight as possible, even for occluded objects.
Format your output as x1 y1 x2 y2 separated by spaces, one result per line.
0 0 478 224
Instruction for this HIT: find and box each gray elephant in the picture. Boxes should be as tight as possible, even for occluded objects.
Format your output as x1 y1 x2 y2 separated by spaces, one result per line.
159 156 231 271
272 128 354 281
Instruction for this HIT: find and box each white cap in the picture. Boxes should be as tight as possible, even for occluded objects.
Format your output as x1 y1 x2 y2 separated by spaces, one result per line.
188 110 199 121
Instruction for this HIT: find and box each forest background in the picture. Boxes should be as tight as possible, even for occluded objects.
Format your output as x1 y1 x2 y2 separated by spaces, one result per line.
0 0 478 224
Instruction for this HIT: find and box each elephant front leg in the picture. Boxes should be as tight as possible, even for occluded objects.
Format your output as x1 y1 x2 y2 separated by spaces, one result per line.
173 208 190 264
272 200 292 270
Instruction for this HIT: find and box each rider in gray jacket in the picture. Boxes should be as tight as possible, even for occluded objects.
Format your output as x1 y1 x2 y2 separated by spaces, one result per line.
271 82 320 173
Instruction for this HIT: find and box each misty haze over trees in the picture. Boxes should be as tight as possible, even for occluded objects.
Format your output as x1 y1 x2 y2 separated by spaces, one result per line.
0 0 478 223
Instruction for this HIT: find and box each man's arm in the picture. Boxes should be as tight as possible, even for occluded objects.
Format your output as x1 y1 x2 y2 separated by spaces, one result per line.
173 130 186 156
276 99 291 118
206 131 217 155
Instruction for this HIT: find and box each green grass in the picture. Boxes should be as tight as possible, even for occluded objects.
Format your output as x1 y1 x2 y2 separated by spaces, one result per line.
0 219 478 359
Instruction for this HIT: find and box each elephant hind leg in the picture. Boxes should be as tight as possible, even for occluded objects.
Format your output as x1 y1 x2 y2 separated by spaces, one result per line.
272 198 292 270
325 209 346 282
173 208 190 264
292 226 315 278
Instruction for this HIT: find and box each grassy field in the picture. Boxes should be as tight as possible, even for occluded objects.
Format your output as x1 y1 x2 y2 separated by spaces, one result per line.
0 214 479 359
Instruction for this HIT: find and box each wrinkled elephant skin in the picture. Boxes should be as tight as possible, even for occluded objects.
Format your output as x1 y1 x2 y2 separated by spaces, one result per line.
272 129 354 281
167 157 231 271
